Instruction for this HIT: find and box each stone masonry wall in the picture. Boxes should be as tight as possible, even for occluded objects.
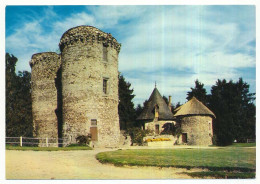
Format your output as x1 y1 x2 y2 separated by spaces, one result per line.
30 52 61 146
180 116 213 145
59 26 121 147
145 120 176 135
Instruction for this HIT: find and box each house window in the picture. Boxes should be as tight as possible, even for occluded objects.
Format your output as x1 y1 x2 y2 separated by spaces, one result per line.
209 122 211 131
103 78 108 94
103 45 108 61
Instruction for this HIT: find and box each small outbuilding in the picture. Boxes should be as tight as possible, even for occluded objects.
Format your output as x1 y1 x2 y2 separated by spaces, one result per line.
137 86 175 134
174 97 216 145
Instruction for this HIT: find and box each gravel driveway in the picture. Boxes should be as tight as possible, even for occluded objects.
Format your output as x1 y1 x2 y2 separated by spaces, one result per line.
6 148 201 179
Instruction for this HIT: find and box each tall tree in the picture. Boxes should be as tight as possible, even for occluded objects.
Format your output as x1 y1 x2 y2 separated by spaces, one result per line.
118 74 136 130
187 79 208 105
162 95 169 105
6 53 33 137
6 53 18 136
208 78 255 146
135 104 144 119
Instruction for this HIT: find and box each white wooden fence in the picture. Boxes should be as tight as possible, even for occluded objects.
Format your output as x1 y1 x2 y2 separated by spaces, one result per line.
6 137 68 147
246 139 256 143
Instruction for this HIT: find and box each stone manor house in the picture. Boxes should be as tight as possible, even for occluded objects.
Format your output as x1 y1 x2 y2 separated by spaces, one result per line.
137 86 216 145
30 25 215 147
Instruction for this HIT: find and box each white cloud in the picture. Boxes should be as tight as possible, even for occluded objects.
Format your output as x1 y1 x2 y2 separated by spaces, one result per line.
115 6 255 105
5 6 255 105
54 12 95 34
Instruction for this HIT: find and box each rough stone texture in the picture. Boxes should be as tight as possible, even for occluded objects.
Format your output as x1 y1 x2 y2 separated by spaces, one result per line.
145 120 176 135
59 26 121 147
30 52 61 146
30 26 121 147
179 115 213 145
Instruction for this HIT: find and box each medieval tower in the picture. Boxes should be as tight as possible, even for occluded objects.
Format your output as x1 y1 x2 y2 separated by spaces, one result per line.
30 26 121 147
30 52 61 146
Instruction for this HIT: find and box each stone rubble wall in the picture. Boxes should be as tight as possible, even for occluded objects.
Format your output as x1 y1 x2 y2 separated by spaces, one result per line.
30 52 61 146
60 26 120 147
180 116 213 145
145 120 176 135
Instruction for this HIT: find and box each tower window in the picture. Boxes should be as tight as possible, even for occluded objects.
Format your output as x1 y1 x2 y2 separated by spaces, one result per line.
91 119 97 126
103 45 108 61
103 78 108 94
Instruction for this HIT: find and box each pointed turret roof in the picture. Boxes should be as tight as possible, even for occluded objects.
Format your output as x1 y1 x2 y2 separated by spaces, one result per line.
137 87 174 120
174 97 216 118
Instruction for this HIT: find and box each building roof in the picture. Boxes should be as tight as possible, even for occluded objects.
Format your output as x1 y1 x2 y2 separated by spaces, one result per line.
174 97 216 118
137 87 174 120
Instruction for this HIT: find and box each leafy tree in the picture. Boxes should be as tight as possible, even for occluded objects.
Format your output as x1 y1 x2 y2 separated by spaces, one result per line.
135 104 144 119
127 127 148 146
6 53 33 137
208 78 255 146
163 95 169 105
118 74 136 130
173 102 182 109
187 79 208 105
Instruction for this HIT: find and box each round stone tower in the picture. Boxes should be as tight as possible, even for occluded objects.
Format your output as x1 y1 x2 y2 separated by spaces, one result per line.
59 25 121 147
30 52 61 147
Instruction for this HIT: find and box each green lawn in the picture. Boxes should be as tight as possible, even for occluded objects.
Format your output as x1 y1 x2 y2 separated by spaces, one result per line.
6 144 92 151
227 143 256 147
96 147 255 178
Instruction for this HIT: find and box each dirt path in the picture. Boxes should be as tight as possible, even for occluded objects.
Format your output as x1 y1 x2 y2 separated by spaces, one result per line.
5 148 203 179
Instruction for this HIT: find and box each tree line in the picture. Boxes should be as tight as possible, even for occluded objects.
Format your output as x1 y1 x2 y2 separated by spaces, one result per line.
186 79 255 145
6 53 256 146
6 53 33 137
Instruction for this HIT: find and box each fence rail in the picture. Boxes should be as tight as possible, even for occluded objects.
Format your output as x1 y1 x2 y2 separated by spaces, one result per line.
6 137 68 147
247 139 256 143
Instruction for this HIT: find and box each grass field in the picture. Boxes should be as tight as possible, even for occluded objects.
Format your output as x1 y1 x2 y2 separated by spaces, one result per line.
227 143 256 147
96 147 256 178
6 144 92 151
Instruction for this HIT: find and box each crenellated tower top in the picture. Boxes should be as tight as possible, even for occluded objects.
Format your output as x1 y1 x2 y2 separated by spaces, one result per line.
59 25 121 53
29 52 60 68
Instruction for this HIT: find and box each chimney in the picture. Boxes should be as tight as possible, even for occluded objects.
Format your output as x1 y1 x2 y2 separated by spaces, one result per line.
168 96 172 111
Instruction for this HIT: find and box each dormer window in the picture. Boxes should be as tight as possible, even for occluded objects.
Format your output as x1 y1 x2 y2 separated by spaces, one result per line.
154 104 159 118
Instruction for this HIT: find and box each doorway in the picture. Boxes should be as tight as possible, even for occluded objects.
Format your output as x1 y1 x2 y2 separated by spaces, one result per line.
155 124 159 134
182 133 187 143
90 127 98 141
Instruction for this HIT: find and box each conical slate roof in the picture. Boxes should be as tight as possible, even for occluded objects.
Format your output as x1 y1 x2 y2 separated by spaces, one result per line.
174 97 216 118
137 87 174 120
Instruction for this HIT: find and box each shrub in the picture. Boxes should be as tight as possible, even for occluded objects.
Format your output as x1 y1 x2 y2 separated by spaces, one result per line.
76 134 91 146
127 127 148 146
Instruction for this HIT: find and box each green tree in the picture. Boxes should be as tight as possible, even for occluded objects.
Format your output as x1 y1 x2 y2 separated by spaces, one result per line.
118 74 136 130
208 78 255 146
135 104 144 119
6 53 33 137
187 79 208 105
162 95 169 105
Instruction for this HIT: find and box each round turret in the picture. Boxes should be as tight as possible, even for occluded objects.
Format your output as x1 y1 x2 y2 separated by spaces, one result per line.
59 25 121 53
30 52 61 146
60 26 121 147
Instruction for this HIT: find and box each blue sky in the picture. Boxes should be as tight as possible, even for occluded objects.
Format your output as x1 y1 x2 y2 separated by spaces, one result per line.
5 5 256 106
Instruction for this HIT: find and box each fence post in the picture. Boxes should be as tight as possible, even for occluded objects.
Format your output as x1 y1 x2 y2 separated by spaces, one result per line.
46 137 48 147
20 136 23 147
